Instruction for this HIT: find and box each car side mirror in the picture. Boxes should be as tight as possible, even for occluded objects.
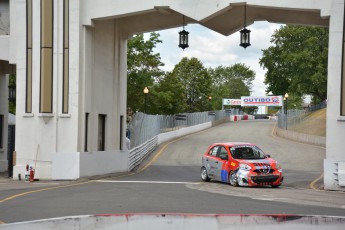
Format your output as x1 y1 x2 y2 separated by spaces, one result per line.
266 154 271 158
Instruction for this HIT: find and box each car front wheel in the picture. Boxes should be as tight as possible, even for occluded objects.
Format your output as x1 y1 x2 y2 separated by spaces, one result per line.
201 167 210 182
229 170 238 186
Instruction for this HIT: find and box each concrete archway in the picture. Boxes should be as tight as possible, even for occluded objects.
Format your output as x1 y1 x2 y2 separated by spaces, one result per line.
1 0 344 190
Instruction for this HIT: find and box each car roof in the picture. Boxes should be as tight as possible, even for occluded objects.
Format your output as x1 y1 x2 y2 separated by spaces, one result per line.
212 142 255 147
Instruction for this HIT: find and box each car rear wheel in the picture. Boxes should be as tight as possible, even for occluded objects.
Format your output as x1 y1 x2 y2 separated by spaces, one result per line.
229 171 238 187
201 167 210 182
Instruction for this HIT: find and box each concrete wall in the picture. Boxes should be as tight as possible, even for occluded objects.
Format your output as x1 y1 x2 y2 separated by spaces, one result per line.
275 128 326 147
54 122 216 180
158 122 212 145
2 214 345 230
324 0 345 190
52 150 128 180
13 0 128 180
0 36 9 60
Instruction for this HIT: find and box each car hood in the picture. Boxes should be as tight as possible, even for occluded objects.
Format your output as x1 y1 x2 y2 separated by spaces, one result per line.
237 159 277 169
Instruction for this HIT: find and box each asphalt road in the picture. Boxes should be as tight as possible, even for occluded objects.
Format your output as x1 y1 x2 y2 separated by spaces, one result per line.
0 120 344 224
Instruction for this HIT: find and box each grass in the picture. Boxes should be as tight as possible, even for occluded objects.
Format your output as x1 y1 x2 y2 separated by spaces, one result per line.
289 108 326 137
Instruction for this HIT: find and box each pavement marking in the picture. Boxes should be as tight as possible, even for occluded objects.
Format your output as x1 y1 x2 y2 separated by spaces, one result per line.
96 180 202 185
0 181 93 203
24 182 61 185
252 197 291 202
310 173 324 191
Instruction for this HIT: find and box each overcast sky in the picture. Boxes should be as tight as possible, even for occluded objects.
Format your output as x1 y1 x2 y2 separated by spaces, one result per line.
150 21 282 96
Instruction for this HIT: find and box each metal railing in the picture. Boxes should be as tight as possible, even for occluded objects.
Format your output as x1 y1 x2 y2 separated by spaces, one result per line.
127 109 242 149
305 100 327 112
277 101 327 133
127 108 243 171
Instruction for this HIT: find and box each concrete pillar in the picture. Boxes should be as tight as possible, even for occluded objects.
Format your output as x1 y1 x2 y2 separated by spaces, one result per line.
324 0 345 190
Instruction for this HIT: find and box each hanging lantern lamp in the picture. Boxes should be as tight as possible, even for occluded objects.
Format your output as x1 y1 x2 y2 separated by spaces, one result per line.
240 5 251 49
178 16 189 50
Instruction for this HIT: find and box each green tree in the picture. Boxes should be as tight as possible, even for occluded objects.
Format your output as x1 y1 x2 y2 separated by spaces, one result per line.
208 63 255 110
284 93 304 110
171 57 212 112
127 32 164 113
148 72 186 115
259 25 328 103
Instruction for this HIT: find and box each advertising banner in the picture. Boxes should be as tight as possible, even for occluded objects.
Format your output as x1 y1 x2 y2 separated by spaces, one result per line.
223 99 241 106
241 96 283 107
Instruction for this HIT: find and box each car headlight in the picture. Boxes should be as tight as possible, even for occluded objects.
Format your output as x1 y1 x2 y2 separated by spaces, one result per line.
239 164 251 171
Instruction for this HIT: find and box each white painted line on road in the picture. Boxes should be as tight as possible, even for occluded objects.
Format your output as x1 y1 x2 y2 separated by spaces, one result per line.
28 183 61 185
252 197 291 202
96 180 202 185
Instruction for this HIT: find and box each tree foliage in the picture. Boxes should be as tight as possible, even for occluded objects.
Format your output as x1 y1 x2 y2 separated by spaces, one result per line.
127 33 256 115
259 25 328 103
208 63 255 110
146 72 187 115
169 57 212 113
127 33 164 113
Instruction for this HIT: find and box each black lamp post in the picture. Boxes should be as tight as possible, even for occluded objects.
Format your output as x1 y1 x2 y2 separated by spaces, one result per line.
178 16 189 50
143 87 149 113
208 96 212 110
8 85 16 102
284 93 289 129
239 5 251 49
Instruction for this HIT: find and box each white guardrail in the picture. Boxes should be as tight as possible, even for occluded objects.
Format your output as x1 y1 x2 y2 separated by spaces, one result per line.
1 214 344 230
128 136 158 171
128 122 213 171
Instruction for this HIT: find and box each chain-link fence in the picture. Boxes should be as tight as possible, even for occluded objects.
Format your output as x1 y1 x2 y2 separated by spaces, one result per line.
127 109 243 149
305 100 327 112
277 102 327 136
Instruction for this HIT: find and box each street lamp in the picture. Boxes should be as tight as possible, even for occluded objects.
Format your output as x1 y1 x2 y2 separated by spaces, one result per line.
8 85 16 102
284 93 289 129
284 93 289 113
178 16 189 50
239 4 251 49
143 87 149 113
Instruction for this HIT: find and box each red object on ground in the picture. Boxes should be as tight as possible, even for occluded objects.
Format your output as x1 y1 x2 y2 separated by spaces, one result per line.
29 167 34 182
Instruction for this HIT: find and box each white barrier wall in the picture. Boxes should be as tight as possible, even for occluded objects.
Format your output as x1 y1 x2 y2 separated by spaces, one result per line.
52 150 128 180
1 214 345 230
157 122 212 145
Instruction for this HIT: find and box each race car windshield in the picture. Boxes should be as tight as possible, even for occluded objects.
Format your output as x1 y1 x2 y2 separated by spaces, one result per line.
230 146 266 159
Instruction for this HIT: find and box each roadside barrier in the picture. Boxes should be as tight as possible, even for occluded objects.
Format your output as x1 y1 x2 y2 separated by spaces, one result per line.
1 214 344 230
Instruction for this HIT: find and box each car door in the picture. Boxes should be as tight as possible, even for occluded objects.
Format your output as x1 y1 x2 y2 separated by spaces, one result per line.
205 146 220 180
214 146 229 182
